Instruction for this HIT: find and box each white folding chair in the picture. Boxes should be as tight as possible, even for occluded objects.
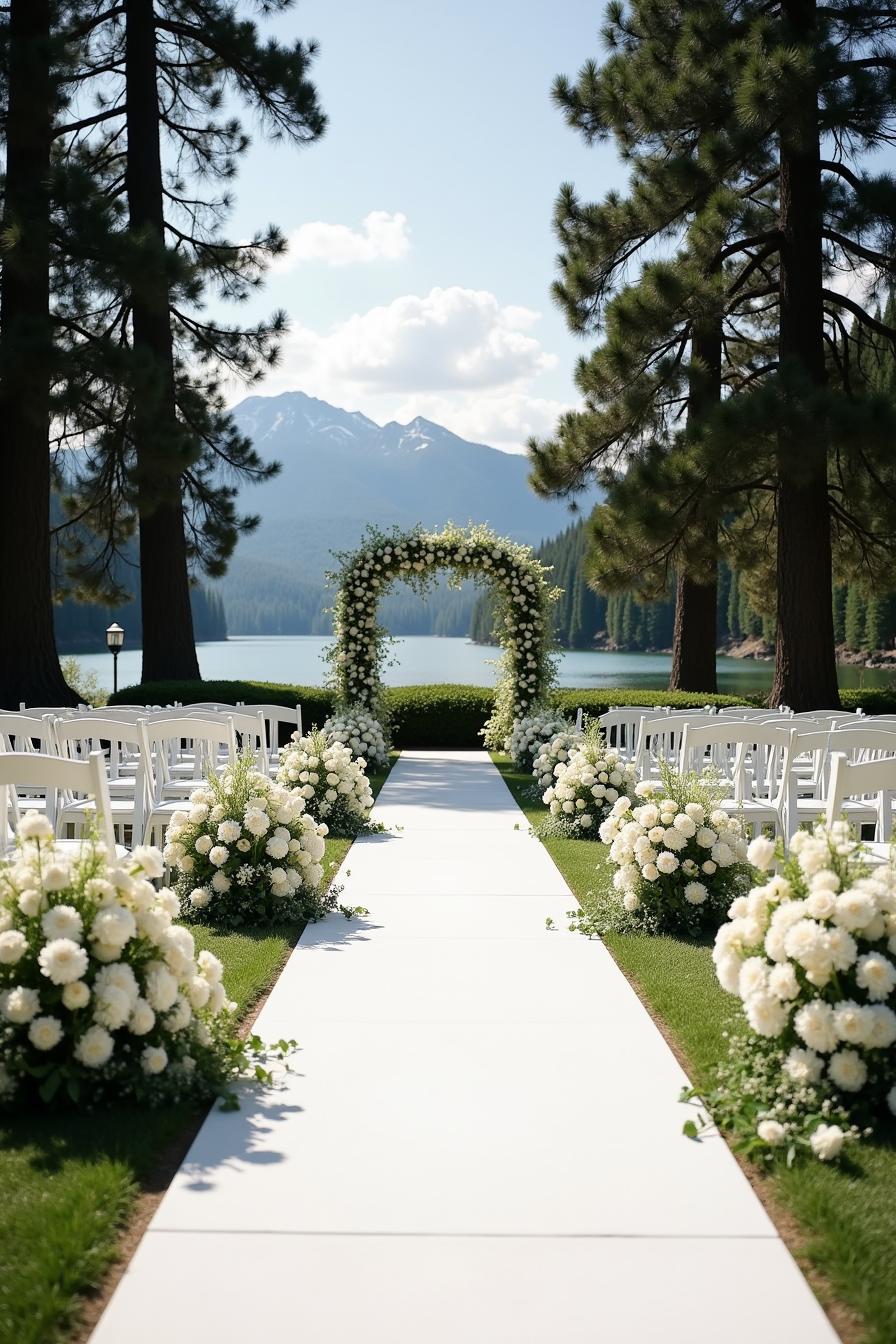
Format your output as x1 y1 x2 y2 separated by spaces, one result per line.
783 725 894 838
680 720 792 836
635 713 719 782
140 716 236 844
826 751 896 844
52 718 151 845
598 707 658 760
0 749 118 854
141 710 262 789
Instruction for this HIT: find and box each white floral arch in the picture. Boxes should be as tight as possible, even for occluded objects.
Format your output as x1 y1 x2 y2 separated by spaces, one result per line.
327 523 559 744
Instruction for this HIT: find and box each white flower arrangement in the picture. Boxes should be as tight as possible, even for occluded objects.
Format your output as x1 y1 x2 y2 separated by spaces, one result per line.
505 710 572 769
708 822 896 1161
0 815 241 1106
542 730 638 837
532 730 584 790
164 755 330 928
277 729 374 835
326 523 559 748
322 709 390 770
598 764 751 935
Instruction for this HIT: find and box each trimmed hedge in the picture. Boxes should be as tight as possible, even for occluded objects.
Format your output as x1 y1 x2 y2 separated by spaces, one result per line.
383 684 495 748
110 679 896 746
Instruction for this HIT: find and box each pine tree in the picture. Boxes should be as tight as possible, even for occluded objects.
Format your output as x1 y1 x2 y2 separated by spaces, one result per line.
832 584 847 644
58 1 325 681
532 0 896 710
0 2 82 707
844 584 865 651
528 0 779 694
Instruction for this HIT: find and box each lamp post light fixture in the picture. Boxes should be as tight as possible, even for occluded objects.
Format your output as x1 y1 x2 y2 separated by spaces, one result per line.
105 623 124 694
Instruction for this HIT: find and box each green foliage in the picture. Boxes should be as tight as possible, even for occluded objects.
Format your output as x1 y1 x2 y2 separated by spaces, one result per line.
326 523 560 745
383 685 496 749
58 657 108 708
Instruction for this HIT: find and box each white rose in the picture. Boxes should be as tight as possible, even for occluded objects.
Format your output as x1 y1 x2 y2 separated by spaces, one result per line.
784 1046 823 1085
794 1000 839 1054
18 812 54 842
810 1123 844 1161
768 962 800 1000
28 1014 63 1051
746 836 776 870
38 938 88 985
745 991 790 1038
131 846 165 879
828 1048 867 1093
74 1024 114 1068
0 930 28 964
855 953 896 1002
141 1045 168 1075
757 1119 786 1146
62 980 90 1010
128 998 156 1035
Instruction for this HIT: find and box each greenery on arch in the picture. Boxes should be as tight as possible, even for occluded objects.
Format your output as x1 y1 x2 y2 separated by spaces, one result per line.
326 523 561 744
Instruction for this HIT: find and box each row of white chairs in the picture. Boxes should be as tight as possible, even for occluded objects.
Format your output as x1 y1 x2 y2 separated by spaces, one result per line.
0 701 303 852
596 704 896 842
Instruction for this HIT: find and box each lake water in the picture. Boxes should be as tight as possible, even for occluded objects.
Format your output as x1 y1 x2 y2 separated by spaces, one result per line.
75 634 895 696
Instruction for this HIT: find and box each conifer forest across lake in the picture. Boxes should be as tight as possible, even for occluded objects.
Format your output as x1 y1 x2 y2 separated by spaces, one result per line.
75 635 895 695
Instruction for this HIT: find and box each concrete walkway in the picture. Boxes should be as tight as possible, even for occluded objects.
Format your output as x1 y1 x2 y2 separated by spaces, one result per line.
92 751 838 1343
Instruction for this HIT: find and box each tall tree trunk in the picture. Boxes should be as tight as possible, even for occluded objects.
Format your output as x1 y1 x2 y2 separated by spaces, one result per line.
770 0 839 709
669 322 721 693
670 572 718 692
125 0 200 683
0 0 77 709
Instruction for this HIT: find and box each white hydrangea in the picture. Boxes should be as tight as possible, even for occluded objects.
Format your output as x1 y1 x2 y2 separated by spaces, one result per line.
278 730 374 832
0 825 239 1106
602 766 750 934
540 732 637 837
712 823 896 1160
322 710 389 769
506 711 573 769
532 729 584 790
166 755 329 926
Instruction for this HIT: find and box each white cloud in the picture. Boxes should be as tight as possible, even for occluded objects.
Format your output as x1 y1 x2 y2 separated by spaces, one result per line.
389 390 572 452
278 210 411 268
231 286 569 450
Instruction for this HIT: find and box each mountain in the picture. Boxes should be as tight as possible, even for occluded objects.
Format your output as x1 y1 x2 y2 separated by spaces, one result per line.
218 391 594 636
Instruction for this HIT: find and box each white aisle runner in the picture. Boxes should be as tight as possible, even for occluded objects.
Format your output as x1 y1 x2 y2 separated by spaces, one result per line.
92 750 838 1343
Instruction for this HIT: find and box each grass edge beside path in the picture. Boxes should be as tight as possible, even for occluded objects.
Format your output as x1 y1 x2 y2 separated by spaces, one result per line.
0 758 394 1344
491 753 896 1344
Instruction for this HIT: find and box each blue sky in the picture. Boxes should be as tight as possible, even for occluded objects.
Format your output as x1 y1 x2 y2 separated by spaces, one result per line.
221 0 624 449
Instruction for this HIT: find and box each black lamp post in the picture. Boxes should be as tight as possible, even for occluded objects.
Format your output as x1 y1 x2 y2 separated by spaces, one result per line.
106 623 124 694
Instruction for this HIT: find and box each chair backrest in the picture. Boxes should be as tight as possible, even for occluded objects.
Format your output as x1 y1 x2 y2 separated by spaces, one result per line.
180 701 239 713
828 724 896 761
826 751 896 840
0 713 57 754
237 702 304 753
598 707 658 758
54 717 151 836
681 719 793 803
140 715 237 797
636 713 719 779
0 748 115 850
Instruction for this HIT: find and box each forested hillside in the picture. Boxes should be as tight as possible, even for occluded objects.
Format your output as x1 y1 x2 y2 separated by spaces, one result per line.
470 518 896 656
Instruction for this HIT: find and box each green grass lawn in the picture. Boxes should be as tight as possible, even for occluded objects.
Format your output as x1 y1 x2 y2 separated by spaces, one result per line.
0 760 394 1344
493 753 896 1344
